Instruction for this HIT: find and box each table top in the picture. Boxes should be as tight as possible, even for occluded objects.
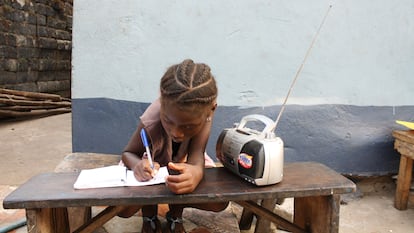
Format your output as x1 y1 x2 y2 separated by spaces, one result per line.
3 162 355 209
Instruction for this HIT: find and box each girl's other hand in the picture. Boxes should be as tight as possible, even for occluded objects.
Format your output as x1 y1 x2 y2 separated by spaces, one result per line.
165 162 203 194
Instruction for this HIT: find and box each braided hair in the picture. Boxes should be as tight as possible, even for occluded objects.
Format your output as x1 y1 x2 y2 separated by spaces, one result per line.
160 59 217 108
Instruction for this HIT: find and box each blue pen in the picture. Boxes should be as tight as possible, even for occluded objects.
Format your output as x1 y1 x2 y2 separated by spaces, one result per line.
140 128 154 170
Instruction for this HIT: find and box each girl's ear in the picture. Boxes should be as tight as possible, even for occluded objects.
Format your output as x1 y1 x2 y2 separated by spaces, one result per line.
211 103 217 111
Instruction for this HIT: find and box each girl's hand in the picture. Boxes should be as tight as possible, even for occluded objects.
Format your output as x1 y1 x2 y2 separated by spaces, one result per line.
132 153 160 181
165 162 203 194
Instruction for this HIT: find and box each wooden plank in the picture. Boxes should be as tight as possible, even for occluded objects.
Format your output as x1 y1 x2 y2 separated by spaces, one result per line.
393 130 414 145
0 88 64 101
394 155 413 210
3 163 355 210
0 98 71 107
294 195 340 233
394 140 414 159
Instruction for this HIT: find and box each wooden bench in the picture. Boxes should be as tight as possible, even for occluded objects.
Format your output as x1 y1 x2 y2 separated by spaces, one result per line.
4 157 355 233
393 130 414 210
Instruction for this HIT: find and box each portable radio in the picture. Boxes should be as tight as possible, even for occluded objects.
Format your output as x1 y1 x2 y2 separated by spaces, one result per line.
216 114 284 186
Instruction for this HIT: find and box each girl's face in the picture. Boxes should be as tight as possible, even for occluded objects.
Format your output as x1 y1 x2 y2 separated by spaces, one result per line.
160 100 211 142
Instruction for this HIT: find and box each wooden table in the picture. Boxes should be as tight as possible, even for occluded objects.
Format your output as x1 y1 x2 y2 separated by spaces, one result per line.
393 130 414 210
3 162 355 233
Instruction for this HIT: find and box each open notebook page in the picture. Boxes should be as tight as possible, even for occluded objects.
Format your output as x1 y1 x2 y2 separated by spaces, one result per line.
74 165 168 189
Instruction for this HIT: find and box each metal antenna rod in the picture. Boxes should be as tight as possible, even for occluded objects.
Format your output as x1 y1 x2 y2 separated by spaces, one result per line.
272 5 332 133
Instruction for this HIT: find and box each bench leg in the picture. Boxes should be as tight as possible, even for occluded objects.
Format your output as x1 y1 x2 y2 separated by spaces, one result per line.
67 207 92 232
26 208 70 233
395 155 413 210
294 195 340 233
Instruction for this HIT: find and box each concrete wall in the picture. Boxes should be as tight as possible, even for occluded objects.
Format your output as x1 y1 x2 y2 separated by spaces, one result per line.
71 0 414 175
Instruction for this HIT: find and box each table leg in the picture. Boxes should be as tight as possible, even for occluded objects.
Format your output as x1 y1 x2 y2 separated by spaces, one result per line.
239 207 254 230
394 155 413 210
26 208 70 233
255 198 278 233
67 207 92 232
294 195 340 233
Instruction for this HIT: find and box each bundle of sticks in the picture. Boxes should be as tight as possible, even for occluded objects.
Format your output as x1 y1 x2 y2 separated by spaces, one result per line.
0 88 71 119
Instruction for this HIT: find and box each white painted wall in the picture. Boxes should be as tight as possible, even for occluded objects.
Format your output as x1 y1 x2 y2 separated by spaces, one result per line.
72 0 414 107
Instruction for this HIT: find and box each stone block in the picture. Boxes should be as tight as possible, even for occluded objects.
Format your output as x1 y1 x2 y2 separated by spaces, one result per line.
35 3 55 17
17 58 29 71
37 80 70 93
17 47 38 58
0 45 17 58
4 7 26 22
47 16 67 30
56 30 71 40
36 25 51 37
0 71 17 85
56 39 71 50
39 59 57 71
13 22 36 35
2 58 18 72
17 71 39 83
16 35 36 47
0 18 12 32
38 37 57 49
0 33 16 46
36 14 47 25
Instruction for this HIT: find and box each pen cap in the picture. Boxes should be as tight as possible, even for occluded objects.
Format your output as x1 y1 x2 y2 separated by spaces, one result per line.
140 128 150 147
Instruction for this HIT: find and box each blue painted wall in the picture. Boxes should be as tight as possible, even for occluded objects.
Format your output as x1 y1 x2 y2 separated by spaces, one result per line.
72 98 413 175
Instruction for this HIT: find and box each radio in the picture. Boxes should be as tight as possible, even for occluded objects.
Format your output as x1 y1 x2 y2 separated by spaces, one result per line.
216 114 283 186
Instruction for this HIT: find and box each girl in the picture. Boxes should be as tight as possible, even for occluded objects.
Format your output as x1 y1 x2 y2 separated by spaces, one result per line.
119 59 229 233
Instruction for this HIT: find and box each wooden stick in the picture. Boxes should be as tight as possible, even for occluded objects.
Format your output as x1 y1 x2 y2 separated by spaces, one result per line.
0 88 63 101
0 98 71 107
0 108 71 118
0 105 65 111
0 93 31 101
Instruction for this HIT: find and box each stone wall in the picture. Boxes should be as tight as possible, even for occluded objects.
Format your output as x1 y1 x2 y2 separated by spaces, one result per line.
0 0 72 97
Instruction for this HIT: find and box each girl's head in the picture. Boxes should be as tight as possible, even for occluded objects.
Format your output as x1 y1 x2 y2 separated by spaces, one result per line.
159 59 218 142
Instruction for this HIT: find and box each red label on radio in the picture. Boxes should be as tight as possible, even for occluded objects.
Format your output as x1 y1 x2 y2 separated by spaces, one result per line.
238 153 253 169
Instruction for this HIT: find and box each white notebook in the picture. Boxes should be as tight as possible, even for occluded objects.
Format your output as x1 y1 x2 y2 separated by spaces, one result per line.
73 165 169 189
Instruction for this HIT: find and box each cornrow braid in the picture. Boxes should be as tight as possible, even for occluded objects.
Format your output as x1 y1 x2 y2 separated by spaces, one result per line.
160 59 218 106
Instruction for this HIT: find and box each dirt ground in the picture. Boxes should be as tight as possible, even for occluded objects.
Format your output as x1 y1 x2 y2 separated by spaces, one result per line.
1 113 414 233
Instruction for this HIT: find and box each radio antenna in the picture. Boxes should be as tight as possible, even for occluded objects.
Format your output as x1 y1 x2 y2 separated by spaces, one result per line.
271 5 332 133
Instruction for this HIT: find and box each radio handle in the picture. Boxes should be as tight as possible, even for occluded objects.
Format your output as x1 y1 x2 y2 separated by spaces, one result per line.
237 114 276 134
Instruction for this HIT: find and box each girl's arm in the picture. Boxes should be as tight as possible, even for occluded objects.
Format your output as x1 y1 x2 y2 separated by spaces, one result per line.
166 115 213 194
122 122 159 181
